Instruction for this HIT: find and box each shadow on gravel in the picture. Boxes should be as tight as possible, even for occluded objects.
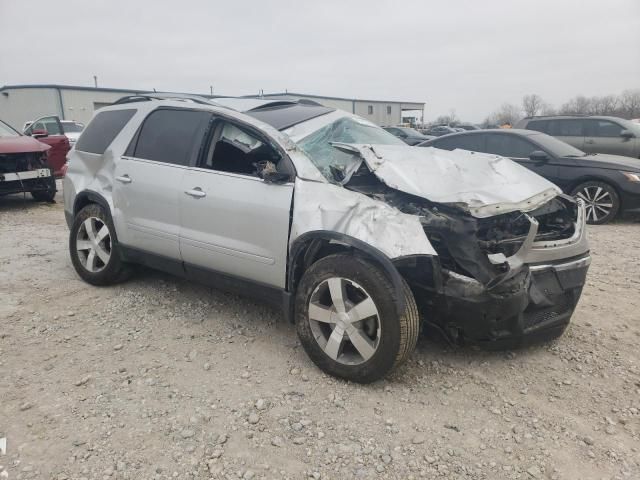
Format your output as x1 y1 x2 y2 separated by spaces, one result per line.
0 194 57 212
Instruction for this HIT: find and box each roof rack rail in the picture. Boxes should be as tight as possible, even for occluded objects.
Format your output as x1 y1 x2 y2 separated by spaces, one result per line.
113 93 218 106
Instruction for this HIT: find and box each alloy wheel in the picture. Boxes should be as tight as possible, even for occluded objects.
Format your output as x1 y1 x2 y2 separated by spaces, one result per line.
76 217 112 273
308 277 381 365
576 186 613 223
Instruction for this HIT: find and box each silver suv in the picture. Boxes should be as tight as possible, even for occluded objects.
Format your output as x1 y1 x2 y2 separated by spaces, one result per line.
64 94 591 383
515 115 640 158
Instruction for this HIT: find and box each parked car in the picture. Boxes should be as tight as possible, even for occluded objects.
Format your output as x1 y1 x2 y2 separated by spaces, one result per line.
515 115 640 159
424 125 458 136
382 126 432 145
419 129 640 224
0 119 57 201
22 116 71 177
24 119 84 146
64 94 590 383
457 123 481 131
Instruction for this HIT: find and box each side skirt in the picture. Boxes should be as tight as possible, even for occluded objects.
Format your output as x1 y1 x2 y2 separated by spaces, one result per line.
119 245 286 312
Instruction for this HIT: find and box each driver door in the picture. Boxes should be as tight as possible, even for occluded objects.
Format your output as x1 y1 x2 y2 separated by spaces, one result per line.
24 116 70 176
179 118 294 288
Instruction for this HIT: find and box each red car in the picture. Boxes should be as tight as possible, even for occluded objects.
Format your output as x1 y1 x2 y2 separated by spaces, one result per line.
0 119 57 202
22 115 71 177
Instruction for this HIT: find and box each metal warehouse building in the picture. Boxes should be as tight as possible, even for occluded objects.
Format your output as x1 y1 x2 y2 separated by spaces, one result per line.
0 84 424 130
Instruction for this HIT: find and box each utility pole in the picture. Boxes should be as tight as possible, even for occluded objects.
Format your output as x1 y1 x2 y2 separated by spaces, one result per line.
210 85 214 96
93 75 98 88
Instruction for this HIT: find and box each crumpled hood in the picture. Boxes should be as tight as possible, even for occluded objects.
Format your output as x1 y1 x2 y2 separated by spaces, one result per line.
0 136 50 154
337 144 561 218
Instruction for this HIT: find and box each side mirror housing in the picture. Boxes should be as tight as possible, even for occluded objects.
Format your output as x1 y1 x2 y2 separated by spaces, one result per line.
620 130 635 139
529 150 549 162
31 129 48 138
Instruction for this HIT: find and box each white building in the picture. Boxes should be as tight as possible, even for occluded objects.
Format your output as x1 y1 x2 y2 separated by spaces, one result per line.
0 84 424 130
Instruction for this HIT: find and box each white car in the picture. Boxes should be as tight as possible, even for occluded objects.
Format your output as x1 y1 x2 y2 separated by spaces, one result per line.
63 94 591 383
24 119 84 145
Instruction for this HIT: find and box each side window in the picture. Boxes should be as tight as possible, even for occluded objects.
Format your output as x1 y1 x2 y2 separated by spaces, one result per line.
527 120 549 134
386 106 392 115
43 119 62 135
133 109 211 166
433 134 484 152
201 120 281 177
549 119 583 137
485 134 537 158
585 120 624 138
76 109 136 154
368 105 373 115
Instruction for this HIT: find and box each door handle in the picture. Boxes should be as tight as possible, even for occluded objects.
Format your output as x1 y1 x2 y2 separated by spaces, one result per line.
115 174 132 184
185 187 206 198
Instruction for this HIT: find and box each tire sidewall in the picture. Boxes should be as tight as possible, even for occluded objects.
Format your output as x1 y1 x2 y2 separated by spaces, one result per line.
295 254 403 383
571 181 619 225
69 203 124 285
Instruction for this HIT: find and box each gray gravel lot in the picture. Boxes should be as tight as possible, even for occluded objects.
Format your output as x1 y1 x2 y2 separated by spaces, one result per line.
1 188 639 480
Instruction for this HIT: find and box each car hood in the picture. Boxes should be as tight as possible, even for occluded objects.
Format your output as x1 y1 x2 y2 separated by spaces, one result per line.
0 136 50 154
562 153 640 172
333 144 561 218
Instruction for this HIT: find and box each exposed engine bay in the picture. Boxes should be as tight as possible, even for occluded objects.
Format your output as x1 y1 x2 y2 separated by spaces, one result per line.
0 152 55 198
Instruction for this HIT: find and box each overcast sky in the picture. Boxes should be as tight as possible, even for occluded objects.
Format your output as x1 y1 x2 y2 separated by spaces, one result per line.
1 0 639 122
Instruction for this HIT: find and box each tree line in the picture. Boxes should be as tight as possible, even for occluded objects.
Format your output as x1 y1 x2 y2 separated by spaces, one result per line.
482 89 640 127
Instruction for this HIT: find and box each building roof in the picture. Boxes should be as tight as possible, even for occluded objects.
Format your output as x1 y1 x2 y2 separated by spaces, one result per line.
0 84 424 108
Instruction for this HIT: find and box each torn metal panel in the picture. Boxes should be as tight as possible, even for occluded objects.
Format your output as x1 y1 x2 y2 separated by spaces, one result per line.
290 178 437 259
340 143 561 218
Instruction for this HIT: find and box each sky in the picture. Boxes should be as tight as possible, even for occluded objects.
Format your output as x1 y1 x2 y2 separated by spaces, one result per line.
1 0 639 123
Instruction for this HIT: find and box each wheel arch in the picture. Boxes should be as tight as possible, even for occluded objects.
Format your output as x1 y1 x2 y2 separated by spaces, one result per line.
73 190 112 217
286 231 407 324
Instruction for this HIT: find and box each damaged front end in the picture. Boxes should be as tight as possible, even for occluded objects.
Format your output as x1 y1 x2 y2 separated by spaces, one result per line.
345 164 590 348
0 151 55 197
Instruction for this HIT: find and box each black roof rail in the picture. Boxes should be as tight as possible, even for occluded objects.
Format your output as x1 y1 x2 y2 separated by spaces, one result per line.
113 93 218 106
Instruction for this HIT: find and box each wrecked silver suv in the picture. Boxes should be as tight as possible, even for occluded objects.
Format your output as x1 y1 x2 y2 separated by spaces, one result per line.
63 94 590 383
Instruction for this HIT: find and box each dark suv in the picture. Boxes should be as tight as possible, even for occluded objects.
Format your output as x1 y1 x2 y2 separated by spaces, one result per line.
515 115 640 158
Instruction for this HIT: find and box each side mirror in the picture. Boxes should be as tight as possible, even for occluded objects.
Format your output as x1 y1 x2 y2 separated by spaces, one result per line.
31 129 48 138
529 150 549 162
620 130 635 139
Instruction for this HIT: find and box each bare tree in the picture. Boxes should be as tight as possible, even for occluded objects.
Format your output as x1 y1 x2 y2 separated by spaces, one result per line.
487 103 522 126
619 89 640 118
522 94 544 117
434 109 459 126
560 95 592 115
590 95 618 115
540 102 557 116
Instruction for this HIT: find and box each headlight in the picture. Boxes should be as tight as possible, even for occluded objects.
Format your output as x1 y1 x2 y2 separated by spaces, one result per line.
621 171 640 183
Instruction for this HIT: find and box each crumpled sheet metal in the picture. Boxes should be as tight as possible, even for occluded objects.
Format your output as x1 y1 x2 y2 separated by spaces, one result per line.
291 179 437 259
347 144 561 218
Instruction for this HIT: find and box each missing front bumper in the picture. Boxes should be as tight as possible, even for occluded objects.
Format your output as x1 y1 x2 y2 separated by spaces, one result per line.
416 255 590 348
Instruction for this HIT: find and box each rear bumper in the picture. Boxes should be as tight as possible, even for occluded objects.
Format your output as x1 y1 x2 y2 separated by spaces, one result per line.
0 168 53 196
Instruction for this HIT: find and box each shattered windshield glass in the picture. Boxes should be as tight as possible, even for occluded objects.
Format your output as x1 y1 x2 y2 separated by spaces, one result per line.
296 117 405 181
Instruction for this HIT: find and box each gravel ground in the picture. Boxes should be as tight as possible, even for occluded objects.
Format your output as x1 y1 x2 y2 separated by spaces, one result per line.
1 187 639 480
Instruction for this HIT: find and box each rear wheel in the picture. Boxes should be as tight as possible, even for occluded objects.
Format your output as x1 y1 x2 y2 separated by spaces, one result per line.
69 203 132 285
571 181 619 225
295 254 419 383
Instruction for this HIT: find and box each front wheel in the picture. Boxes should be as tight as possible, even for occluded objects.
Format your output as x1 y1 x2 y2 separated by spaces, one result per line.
295 254 420 383
571 181 619 225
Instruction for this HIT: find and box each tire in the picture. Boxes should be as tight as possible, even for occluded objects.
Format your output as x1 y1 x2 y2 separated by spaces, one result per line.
30 167 56 202
295 253 420 383
69 203 132 285
571 181 620 225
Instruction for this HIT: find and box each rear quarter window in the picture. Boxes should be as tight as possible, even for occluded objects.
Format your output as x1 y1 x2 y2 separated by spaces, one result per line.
527 120 549 133
75 109 136 154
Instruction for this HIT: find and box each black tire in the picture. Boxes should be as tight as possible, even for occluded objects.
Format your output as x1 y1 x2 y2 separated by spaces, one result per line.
571 180 620 225
295 253 420 383
30 167 56 202
69 203 132 285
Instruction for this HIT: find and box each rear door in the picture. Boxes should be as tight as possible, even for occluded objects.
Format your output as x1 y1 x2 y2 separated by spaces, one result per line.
547 119 585 151
583 119 635 156
25 116 70 176
179 118 294 288
113 108 211 261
